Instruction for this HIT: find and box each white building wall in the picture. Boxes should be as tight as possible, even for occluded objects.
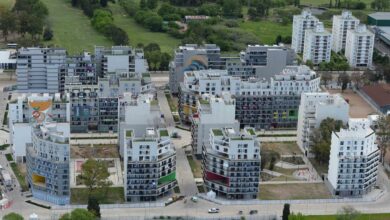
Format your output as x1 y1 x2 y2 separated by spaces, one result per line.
303 23 332 64
345 25 374 68
292 10 319 53
332 11 360 52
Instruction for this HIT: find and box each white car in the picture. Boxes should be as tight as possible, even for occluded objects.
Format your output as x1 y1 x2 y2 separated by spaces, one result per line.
208 208 220 213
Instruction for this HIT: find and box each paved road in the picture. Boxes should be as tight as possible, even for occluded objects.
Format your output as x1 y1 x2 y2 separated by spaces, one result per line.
157 89 198 197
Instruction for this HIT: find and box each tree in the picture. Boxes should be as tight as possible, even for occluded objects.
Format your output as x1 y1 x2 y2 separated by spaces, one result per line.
306 60 314 69
321 73 333 86
79 158 112 196
100 0 108 7
91 9 114 32
0 8 16 42
87 196 101 218
140 0 147 9
275 35 282 45
43 26 53 41
222 0 242 18
146 0 158 9
3 213 24 220
144 15 163 32
377 115 390 165
160 52 172 71
336 206 360 220
350 71 362 89
59 209 95 220
338 72 350 92
371 0 390 10
289 212 305 220
282 203 290 220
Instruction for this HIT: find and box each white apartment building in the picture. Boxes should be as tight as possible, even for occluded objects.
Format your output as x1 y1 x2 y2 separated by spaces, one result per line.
118 93 161 157
123 127 176 202
202 127 261 199
332 11 360 52
292 10 319 53
16 48 67 93
191 93 240 155
303 22 332 64
345 25 375 68
8 93 70 162
328 118 380 197
297 92 350 156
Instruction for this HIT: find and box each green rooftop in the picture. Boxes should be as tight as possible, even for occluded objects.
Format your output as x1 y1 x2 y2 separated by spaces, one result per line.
247 128 255 136
126 130 133 138
199 99 209 105
212 129 223 136
159 129 169 137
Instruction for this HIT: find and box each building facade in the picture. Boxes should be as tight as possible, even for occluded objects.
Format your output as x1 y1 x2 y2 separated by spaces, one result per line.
202 127 260 199
123 127 176 202
345 25 375 68
332 11 360 53
17 48 67 93
328 118 380 197
297 92 350 156
292 10 319 53
303 22 332 64
191 94 240 156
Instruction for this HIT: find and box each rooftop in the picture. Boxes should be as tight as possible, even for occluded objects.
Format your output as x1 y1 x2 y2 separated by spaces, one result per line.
369 12 390 20
362 84 390 107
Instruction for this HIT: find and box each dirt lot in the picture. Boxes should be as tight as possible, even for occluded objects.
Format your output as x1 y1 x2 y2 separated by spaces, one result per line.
327 89 376 118
262 142 302 155
71 144 119 158
259 183 332 200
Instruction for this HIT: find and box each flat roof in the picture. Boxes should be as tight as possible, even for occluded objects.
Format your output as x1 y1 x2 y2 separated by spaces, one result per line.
369 12 390 20
362 84 390 107
0 50 16 64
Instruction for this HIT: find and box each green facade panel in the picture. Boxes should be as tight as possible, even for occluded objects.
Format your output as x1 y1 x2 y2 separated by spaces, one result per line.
158 171 176 185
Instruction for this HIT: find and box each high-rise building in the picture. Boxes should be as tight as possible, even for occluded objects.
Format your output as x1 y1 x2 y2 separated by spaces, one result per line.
17 48 67 93
169 44 223 94
202 127 260 199
332 11 360 53
345 25 375 67
327 118 380 197
292 10 319 53
8 93 70 162
191 93 239 155
303 22 332 64
297 92 350 156
179 66 321 129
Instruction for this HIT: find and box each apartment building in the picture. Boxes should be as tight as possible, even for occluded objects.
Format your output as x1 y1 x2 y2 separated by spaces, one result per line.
328 118 380 197
202 127 260 199
8 93 70 162
226 45 296 79
123 127 176 202
179 66 321 129
94 46 148 77
345 25 375 68
191 93 240 156
297 92 350 156
26 122 70 205
292 10 319 53
332 11 360 52
63 52 97 86
17 48 67 93
169 44 223 94
303 22 332 64
118 93 161 157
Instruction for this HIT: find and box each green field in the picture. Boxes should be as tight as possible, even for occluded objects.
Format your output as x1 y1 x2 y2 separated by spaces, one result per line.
0 0 15 9
40 0 112 54
240 20 292 45
301 0 373 6
303 213 390 220
108 2 180 54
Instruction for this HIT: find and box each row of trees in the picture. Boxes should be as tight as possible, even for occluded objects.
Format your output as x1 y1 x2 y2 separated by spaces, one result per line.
0 0 51 43
71 0 129 45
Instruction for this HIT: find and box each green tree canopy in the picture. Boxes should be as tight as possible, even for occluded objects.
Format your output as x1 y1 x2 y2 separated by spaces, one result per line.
59 209 95 220
3 213 24 220
79 158 112 195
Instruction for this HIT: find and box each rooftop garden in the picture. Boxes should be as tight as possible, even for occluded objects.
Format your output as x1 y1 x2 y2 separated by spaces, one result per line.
212 129 223 136
159 129 169 137
126 130 133 138
199 99 210 105
246 128 256 136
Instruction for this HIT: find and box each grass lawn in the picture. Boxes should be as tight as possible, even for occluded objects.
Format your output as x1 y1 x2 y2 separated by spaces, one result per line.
187 155 202 178
10 162 29 192
0 0 15 9
259 183 332 200
165 94 178 112
108 2 180 54
40 0 112 55
71 187 125 204
303 213 390 220
240 20 292 45
261 142 302 155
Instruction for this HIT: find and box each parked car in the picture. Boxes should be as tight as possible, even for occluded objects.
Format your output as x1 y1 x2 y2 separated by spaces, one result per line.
249 210 258 215
191 196 198 202
208 208 220 213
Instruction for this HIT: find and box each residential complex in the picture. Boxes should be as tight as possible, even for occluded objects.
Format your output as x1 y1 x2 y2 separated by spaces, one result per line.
8 93 70 162
292 10 319 53
332 11 359 52
179 66 320 129
123 128 176 201
191 93 239 156
202 127 261 199
327 118 380 197
297 92 350 156
345 25 375 68
303 22 332 64
17 48 67 93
